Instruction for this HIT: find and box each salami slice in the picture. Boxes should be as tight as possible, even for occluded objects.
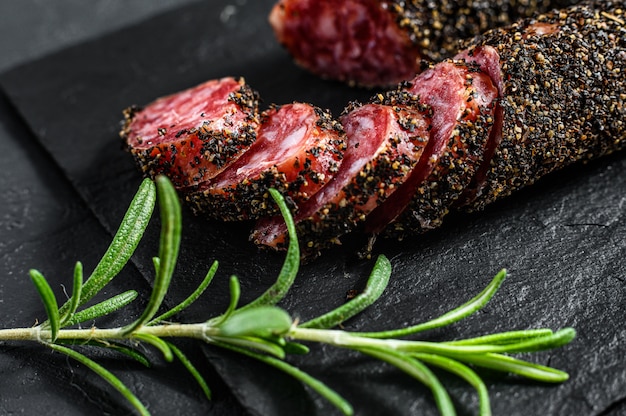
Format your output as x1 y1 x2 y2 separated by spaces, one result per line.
121 77 259 188
185 103 346 221
252 103 429 255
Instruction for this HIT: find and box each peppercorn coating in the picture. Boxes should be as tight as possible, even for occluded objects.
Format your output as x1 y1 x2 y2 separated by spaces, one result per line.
389 0 580 63
462 1 626 210
391 104 496 238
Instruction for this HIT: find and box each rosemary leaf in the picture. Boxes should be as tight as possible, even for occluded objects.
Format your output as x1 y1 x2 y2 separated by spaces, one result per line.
63 290 138 327
48 343 150 416
215 341 354 416
238 188 299 311
444 329 556 346
150 260 218 325
132 332 173 362
451 352 570 383
152 257 160 274
215 276 242 326
210 335 287 359
123 176 181 334
301 254 391 329
358 269 507 339
473 328 576 354
29 269 60 342
71 178 156 310
166 342 212 400
414 353 491 416
283 341 310 355
361 347 456 416
60 261 84 326
103 341 152 368
216 306 292 338
56 339 152 368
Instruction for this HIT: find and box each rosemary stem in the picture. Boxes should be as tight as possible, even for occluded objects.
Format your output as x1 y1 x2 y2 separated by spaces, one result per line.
288 327 573 356
290 327 449 353
0 323 210 343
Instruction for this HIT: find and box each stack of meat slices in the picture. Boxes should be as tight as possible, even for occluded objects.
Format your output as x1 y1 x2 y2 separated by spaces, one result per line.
186 103 347 221
122 2 625 258
253 101 430 251
364 59 498 239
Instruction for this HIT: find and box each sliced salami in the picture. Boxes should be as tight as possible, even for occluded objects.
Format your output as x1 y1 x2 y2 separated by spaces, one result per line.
365 59 498 238
185 103 346 221
252 103 429 255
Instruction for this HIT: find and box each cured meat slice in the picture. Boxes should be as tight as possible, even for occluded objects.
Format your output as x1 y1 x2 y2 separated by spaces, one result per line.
185 103 346 221
252 103 429 255
457 2 626 211
451 46 505 207
365 59 498 238
269 0 420 87
121 77 259 188
269 0 579 87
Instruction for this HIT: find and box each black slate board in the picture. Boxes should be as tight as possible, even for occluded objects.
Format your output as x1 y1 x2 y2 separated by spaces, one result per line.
1 0 626 414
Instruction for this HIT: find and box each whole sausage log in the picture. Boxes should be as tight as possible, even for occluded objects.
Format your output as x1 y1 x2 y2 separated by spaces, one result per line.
269 0 580 87
365 1 625 242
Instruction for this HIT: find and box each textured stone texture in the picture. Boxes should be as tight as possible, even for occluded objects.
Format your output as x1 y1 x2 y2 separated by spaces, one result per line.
1 1 625 415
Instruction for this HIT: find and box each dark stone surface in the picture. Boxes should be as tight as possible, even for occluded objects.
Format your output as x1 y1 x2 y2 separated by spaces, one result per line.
0 0 625 415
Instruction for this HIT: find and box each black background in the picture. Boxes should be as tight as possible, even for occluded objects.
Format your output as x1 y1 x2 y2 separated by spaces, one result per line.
0 1 625 415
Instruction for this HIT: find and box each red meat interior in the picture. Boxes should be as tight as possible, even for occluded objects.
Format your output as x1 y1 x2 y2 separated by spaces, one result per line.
209 103 323 189
126 77 244 149
269 0 421 86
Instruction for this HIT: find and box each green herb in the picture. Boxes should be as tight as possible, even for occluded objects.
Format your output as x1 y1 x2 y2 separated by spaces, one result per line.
0 176 575 416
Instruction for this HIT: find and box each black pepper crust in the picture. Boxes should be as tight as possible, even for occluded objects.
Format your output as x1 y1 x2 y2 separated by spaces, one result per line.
387 0 579 63
184 105 346 222
195 83 260 170
186 169 294 221
462 1 626 210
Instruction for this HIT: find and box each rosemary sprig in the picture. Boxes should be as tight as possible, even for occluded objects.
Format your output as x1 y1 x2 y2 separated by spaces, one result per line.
0 176 576 416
